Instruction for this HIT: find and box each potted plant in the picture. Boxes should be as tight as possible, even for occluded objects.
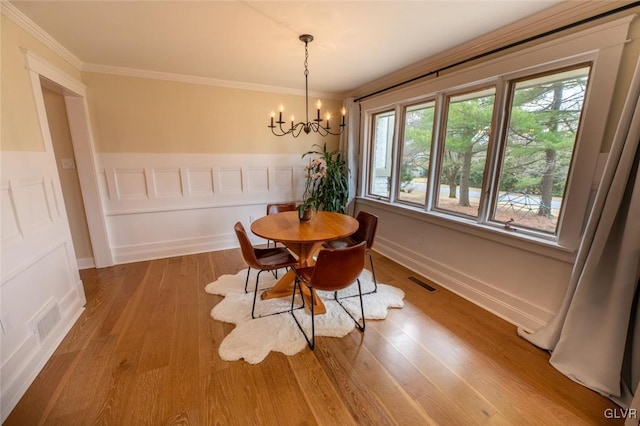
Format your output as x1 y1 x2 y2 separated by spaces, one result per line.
300 143 349 218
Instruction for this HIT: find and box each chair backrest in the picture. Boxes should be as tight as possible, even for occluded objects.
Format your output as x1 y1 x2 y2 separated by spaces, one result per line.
351 211 378 251
234 222 261 269
266 202 297 216
310 241 366 292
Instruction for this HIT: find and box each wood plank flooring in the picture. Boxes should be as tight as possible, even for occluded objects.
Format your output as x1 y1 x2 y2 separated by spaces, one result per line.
5 249 622 425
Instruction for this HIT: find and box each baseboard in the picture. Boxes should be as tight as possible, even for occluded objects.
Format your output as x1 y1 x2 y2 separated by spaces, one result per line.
111 233 240 265
76 257 95 270
0 302 84 423
375 236 554 332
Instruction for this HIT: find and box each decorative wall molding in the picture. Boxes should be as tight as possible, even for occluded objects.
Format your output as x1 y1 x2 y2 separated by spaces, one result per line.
82 63 345 100
1 2 83 70
0 151 86 422
97 153 308 215
98 153 309 264
374 236 555 332
0 297 83 422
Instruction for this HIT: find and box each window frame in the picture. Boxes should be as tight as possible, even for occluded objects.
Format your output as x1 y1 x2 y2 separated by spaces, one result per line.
359 17 630 254
487 62 594 236
394 99 437 208
431 84 498 220
367 108 398 201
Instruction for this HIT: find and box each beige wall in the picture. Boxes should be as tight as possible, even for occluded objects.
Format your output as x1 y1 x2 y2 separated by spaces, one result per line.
1 15 82 151
42 87 94 260
83 72 343 155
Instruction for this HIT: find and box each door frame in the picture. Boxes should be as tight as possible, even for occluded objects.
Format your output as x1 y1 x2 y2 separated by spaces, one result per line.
23 49 113 267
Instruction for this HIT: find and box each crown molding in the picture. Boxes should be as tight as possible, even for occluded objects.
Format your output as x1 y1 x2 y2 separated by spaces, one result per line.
349 1 638 99
1 0 83 70
0 0 344 100
81 63 345 100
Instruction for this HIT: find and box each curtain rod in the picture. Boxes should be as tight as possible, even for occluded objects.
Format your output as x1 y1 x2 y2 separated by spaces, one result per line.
354 2 640 103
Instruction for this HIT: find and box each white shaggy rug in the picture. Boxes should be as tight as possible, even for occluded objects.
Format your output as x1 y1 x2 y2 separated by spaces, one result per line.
205 268 405 364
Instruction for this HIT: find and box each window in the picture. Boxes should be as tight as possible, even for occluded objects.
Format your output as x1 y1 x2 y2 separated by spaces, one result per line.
491 65 590 233
369 110 395 198
363 60 600 244
435 87 495 218
360 18 628 251
397 101 435 206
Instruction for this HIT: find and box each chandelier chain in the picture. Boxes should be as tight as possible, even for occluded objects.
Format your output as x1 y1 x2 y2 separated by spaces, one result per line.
268 34 346 138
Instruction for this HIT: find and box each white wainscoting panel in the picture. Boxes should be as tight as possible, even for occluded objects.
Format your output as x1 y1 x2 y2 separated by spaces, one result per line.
218 168 243 194
186 167 214 197
152 168 183 199
246 167 269 193
1 151 85 421
0 182 21 244
96 153 309 263
272 167 293 191
114 168 148 200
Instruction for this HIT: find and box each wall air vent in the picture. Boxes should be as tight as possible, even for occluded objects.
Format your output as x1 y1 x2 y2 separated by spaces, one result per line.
30 299 61 343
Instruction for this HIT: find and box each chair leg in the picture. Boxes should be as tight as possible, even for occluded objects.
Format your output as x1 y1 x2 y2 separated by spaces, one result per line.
251 270 264 319
335 278 366 332
244 267 251 293
368 253 378 294
290 279 315 349
252 268 303 319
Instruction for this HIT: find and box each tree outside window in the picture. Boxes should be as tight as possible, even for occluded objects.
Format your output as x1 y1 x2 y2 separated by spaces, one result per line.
492 65 590 233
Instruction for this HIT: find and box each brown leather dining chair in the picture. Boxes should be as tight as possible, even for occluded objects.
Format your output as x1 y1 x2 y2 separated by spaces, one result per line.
291 241 366 350
265 202 297 248
234 222 299 319
323 211 378 295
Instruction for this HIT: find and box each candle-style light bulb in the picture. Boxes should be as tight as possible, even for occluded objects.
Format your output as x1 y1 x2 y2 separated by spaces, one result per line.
278 104 284 122
270 111 275 127
341 107 346 116
326 113 331 129
279 104 285 112
316 100 322 109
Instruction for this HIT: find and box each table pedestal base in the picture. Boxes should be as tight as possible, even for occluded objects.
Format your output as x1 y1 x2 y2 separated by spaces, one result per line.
260 270 326 315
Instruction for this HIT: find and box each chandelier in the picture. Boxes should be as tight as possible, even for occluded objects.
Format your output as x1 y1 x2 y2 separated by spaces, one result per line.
269 34 346 137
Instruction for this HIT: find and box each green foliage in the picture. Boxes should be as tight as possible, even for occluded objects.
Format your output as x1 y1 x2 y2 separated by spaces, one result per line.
301 143 349 214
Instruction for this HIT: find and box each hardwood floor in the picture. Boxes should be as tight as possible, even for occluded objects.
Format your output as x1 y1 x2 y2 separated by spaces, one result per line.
6 249 621 425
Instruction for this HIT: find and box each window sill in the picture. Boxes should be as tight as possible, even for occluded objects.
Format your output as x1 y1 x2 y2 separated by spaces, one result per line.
356 196 577 263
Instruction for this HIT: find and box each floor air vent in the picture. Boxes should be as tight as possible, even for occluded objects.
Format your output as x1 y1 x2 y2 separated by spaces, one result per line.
408 276 438 293
30 300 61 343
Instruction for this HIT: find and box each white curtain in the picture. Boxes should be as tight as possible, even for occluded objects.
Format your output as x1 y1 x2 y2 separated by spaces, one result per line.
518 56 640 409
340 97 360 216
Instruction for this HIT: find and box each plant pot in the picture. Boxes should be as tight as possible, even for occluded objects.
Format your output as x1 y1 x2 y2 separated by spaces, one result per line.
298 208 312 222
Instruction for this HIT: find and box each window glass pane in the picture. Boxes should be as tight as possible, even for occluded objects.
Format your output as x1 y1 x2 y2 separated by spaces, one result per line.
436 88 495 217
369 111 395 198
492 66 590 233
398 102 434 205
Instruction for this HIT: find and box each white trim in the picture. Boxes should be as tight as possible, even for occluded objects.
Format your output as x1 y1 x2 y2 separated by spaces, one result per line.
22 49 114 268
1 1 83 70
76 257 95 270
112 233 239 265
0 304 84 423
374 236 554 333
357 197 575 263
23 50 86 95
82 63 345 100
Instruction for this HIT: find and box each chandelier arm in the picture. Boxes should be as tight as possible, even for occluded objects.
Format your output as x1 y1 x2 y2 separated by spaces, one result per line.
268 33 346 138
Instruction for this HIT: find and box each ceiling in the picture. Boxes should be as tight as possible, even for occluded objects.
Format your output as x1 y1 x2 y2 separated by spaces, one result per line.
9 1 565 95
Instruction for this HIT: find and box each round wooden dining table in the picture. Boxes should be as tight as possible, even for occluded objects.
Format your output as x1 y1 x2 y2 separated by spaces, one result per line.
250 210 359 314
